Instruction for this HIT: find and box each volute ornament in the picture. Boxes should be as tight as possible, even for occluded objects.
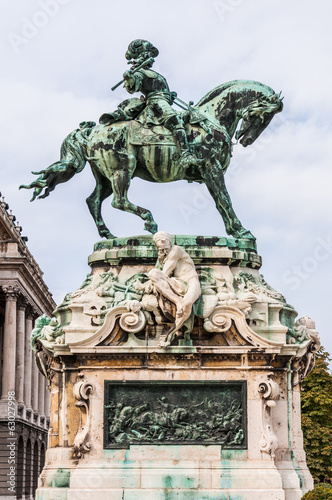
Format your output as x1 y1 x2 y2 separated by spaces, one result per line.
119 302 146 333
256 373 280 458
73 373 94 459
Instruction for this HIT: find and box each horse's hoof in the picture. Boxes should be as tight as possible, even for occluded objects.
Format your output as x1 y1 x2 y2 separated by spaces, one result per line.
99 228 116 239
103 234 117 240
144 221 158 234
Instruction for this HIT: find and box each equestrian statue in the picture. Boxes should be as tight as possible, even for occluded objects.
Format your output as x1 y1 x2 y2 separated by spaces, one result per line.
20 39 283 241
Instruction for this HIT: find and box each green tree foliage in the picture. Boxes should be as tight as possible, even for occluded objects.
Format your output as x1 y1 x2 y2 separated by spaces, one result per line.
301 347 332 485
302 484 332 499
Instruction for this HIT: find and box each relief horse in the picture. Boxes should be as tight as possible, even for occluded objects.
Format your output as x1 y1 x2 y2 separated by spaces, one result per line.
20 80 283 240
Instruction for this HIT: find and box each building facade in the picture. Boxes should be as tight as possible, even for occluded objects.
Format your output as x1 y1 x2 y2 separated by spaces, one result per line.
0 195 56 499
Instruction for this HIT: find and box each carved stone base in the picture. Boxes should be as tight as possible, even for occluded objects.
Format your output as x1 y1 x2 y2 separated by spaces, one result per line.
38 450 293 499
34 237 317 499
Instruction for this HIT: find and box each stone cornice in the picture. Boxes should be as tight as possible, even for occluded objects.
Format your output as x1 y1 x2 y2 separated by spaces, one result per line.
0 279 54 317
0 197 56 314
1 198 44 279
0 259 55 307
89 235 262 269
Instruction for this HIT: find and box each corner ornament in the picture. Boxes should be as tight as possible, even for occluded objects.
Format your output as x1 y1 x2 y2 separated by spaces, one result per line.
257 373 280 458
291 316 321 387
73 373 94 459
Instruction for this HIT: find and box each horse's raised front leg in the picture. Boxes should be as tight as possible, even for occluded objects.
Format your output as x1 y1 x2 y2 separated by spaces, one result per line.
204 160 255 240
86 173 115 239
110 169 158 234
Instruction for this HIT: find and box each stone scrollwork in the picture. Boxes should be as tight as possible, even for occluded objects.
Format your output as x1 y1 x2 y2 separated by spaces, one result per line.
257 373 280 400
204 310 232 333
73 373 94 459
256 373 280 458
119 301 146 333
37 240 305 351
203 305 280 348
35 349 56 389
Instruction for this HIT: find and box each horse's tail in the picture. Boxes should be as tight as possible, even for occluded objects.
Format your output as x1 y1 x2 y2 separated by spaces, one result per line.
19 122 94 201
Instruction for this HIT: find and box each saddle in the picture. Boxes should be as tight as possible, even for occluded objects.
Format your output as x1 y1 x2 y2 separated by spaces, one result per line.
129 121 175 146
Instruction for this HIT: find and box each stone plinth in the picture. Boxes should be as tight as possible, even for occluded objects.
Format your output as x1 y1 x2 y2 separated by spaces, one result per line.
32 236 319 500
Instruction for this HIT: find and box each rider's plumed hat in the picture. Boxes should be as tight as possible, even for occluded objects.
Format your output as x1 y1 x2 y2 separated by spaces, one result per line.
125 39 159 61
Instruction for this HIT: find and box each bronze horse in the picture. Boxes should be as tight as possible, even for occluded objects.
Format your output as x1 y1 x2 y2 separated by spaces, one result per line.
20 80 283 240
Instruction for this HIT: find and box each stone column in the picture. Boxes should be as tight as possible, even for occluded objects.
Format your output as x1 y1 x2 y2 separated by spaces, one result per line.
44 385 50 418
24 309 34 409
1 287 19 398
16 300 26 405
31 340 39 412
38 372 45 415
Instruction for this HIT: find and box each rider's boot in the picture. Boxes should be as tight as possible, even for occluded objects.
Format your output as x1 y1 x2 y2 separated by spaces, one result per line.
99 110 125 126
172 125 202 167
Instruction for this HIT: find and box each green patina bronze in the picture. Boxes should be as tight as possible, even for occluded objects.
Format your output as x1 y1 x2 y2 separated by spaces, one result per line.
104 381 246 449
20 39 283 241
93 234 258 252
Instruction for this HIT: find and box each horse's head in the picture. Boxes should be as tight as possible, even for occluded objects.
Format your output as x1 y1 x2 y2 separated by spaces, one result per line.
235 92 283 147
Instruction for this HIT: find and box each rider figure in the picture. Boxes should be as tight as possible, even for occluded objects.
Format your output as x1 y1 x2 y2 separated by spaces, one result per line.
100 39 200 168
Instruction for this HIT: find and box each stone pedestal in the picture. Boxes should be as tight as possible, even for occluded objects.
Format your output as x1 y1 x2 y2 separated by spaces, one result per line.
32 236 319 500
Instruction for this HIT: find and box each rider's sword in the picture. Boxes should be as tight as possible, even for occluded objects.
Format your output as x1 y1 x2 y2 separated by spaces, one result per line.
173 96 194 110
111 57 154 91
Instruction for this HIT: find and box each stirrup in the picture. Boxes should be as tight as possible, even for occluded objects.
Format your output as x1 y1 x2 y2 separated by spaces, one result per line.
179 152 202 167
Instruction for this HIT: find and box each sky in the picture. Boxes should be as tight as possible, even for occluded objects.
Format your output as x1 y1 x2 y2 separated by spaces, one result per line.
1 0 332 357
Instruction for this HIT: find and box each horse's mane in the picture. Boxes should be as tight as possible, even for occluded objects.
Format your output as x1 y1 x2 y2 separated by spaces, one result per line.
196 80 275 108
